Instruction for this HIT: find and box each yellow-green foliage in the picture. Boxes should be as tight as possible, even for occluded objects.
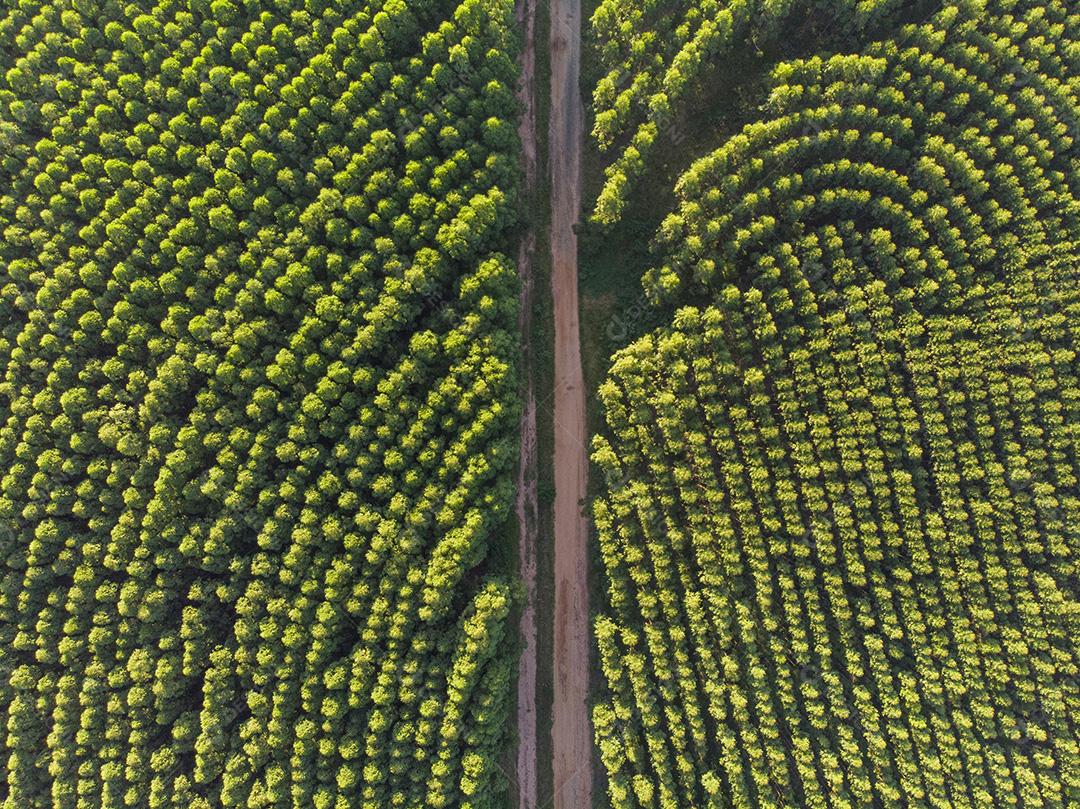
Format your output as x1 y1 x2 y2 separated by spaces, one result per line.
0 0 521 806
592 1 1080 806
588 0 908 225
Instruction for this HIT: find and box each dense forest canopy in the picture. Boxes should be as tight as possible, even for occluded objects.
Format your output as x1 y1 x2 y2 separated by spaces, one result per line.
0 0 522 806
589 0 1080 806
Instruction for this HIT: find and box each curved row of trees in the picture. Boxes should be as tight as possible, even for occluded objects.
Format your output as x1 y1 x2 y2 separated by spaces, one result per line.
590 0 1080 806
587 0 909 225
0 0 522 807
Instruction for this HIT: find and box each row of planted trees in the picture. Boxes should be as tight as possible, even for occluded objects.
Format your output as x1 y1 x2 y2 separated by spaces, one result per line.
0 0 523 806
587 0 910 225
590 0 1080 806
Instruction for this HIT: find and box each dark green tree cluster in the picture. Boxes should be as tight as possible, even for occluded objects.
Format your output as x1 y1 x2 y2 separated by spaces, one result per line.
0 0 521 806
591 0 1080 806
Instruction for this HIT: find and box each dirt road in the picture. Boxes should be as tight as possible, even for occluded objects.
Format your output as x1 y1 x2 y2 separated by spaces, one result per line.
514 0 539 807
548 0 592 807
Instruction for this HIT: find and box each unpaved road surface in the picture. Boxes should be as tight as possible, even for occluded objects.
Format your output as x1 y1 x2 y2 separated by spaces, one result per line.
549 0 592 807
514 0 539 807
